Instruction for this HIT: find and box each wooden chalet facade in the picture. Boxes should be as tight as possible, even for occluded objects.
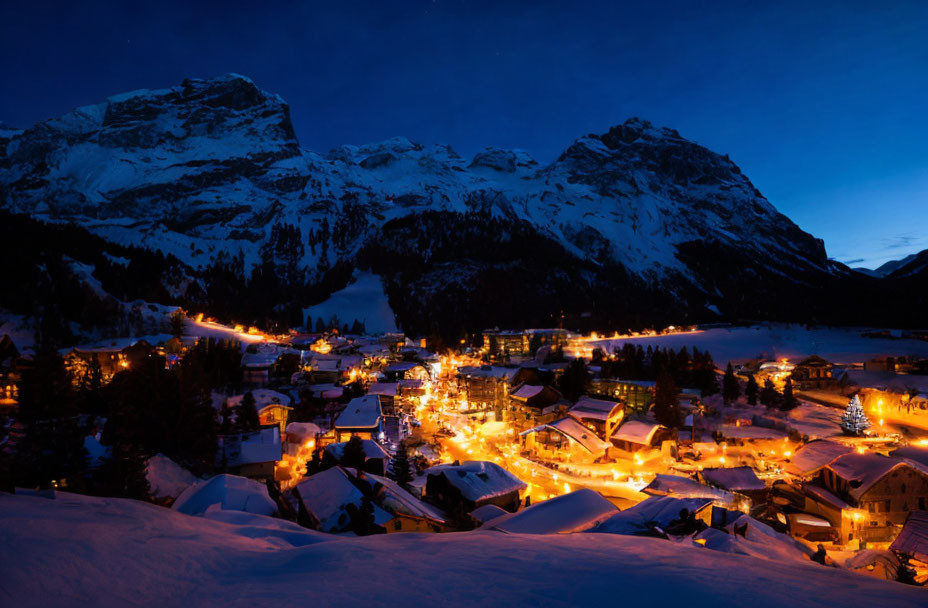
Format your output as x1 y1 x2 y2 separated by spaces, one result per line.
790 355 837 391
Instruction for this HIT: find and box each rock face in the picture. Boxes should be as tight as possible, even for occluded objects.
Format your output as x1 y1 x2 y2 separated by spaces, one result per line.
0 74 875 334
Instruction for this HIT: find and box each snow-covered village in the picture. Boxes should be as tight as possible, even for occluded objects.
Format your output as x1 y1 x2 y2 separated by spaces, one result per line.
2 3 928 607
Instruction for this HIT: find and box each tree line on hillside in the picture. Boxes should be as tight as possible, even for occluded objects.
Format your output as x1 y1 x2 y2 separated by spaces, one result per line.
0 331 244 499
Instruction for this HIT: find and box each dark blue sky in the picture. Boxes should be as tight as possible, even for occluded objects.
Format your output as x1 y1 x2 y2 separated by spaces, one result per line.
2 1 926 269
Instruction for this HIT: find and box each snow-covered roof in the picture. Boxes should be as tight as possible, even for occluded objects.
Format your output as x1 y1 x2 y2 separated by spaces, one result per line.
426 461 526 503
285 422 323 442
363 473 447 523
569 396 622 421
226 388 291 409
457 365 518 380
146 453 197 499
700 466 765 492
481 489 618 534
172 474 276 516
642 474 734 502
295 467 392 533
367 382 398 397
891 445 928 468
334 395 382 429
385 361 423 372
470 503 509 524
826 453 928 500
718 424 787 440
593 496 711 536
804 484 853 511
218 426 282 467
324 439 391 461
785 439 852 476
891 511 928 562
611 420 665 446
839 370 928 393
694 514 812 563
522 417 611 456
510 384 545 400
241 351 279 368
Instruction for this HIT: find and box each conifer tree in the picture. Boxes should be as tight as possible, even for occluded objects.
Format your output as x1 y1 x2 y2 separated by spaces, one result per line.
760 378 778 409
341 435 366 470
653 369 681 428
388 440 413 486
745 375 759 405
722 362 740 405
780 377 798 411
235 391 260 432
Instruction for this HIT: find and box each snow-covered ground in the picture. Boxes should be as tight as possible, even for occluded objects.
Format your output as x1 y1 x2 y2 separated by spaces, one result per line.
590 324 928 365
302 272 399 334
1 491 923 607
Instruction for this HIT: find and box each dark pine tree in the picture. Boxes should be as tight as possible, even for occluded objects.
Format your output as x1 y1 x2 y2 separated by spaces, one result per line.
556 358 592 402
760 378 779 409
722 362 740 405
780 377 798 411
387 440 413 486
745 375 759 406
235 391 261 432
341 435 366 470
653 369 682 428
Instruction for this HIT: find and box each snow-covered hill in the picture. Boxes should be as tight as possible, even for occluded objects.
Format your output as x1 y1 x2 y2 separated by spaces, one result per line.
1 491 923 607
0 74 888 332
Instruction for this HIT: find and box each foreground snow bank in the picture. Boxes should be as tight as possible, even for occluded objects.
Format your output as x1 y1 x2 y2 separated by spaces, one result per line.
0 491 923 607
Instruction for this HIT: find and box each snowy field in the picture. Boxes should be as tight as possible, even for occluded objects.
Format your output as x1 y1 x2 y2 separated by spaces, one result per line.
590 324 928 365
302 272 398 334
1 492 923 607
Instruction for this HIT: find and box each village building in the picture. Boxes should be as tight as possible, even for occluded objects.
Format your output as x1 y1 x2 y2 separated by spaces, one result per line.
595 496 715 535
456 365 518 415
333 395 384 442
698 466 767 506
785 439 854 480
216 425 282 481
568 396 624 440
890 511 928 584
383 361 430 382
64 338 158 383
609 419 673 453
362 473 452 533
323 439 392 475
520 416 612 462
482 329 529 357
508 383 564 428
293 466 392 533
590 378 655 412
226 389 292 433
367 382 398 411
423 460 526 523
789 355 837 391
802 452 928 543
479 489 618 535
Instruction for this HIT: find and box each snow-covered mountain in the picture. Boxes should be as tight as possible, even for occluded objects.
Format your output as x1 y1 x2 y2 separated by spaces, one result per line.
0 74 875 333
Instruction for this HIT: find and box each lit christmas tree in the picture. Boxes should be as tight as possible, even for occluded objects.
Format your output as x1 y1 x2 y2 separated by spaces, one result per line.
840 394 871 436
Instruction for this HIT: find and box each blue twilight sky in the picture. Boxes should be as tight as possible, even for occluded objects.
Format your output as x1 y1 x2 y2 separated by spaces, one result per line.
1 1 926 269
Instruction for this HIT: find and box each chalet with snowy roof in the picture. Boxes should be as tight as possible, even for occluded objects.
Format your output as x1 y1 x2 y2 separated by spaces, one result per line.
334 395 383 442
424 460 526 522
65 338 159 383
569 396 624 440
367 382 398 410
803 452 928 543
216 425 282 481
520 416 612 462
362 472 452 533
591 378 655 412
698 466 767 505
610 419 672 453
323 438 392 475
383 361 429 382
594 495 714 536
785 439 853 479
227 389 292 433
293 466 392 533
479 489 618 534
789 355 836 391
891 511 928 583
509 383 563 428
642 474 742 509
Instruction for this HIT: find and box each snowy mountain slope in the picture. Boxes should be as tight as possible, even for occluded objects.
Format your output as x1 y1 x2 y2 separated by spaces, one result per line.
0 74 884 332
1 491 923 608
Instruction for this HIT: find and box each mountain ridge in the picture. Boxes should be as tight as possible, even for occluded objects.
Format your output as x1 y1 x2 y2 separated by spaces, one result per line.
1 74 921 336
